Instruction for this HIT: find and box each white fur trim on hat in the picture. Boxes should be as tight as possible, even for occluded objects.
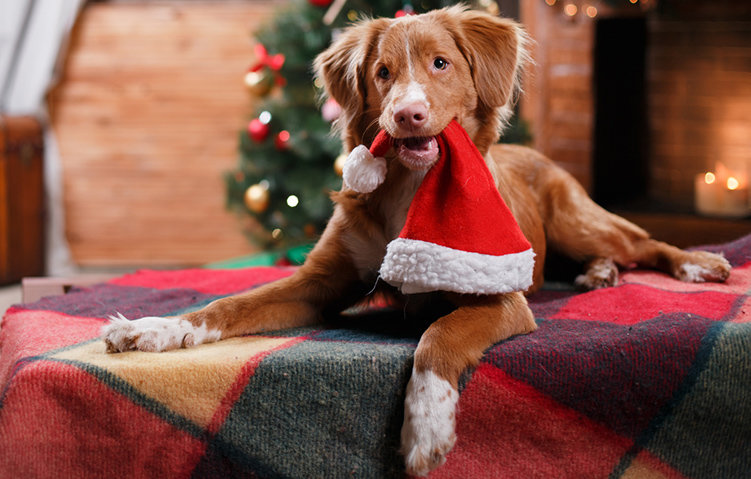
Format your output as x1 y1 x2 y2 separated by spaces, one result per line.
379 238 535 295
342 145 387 193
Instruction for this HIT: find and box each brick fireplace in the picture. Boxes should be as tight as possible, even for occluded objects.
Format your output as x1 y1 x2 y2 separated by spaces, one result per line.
519 0 751 226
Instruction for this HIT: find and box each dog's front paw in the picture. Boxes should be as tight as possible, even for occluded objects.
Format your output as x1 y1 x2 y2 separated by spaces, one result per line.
102 313 221 353
401 368 459 477
674 251 731 283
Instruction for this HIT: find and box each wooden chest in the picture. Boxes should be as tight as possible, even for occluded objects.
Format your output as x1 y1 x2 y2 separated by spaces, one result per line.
0 115 45 285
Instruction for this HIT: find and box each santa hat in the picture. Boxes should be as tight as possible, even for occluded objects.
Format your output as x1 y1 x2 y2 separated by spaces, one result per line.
344 120 535 295
341 130 391 193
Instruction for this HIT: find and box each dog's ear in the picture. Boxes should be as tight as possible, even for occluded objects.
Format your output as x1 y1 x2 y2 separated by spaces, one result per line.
453 10 528 111
313 18 390 136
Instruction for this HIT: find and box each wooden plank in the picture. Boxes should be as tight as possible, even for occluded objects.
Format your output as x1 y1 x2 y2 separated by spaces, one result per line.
49 2 283 266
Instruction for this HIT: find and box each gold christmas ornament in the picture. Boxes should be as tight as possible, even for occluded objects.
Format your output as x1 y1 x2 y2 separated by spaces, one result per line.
334 153 347 176
244 70 274 97
244 183 270 213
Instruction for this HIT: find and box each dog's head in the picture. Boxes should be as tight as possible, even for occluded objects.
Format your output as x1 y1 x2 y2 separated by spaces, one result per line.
314 6 528 171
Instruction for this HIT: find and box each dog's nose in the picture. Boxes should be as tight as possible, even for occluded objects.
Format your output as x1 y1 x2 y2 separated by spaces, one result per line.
394 103 428 130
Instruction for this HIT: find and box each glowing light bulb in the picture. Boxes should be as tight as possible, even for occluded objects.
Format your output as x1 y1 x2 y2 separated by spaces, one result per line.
287 195 299 207
585 5 598 17
727 177 740 191
704 172 716 184
564 3 578 16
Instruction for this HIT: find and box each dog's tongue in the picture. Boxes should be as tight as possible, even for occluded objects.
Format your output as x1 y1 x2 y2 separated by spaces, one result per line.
397 137 439 170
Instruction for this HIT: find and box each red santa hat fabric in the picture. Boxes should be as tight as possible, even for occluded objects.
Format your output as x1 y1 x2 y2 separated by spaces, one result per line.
377 120 535 295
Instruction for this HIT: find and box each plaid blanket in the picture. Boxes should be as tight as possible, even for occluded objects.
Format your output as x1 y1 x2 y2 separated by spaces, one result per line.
1 235 750 478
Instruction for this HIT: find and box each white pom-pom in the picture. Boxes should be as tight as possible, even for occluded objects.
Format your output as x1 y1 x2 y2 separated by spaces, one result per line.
342 145 387 193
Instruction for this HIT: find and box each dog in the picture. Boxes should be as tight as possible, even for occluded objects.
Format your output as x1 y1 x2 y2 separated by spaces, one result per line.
102 7 731 476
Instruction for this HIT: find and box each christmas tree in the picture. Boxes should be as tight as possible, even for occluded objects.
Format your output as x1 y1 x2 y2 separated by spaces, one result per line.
226 0 529 251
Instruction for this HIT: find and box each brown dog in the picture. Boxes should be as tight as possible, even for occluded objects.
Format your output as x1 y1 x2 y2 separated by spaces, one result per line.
103 7 731 476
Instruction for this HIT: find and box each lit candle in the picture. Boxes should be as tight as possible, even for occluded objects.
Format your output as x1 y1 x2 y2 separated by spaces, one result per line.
695 172 720 215
721 176 749 217
695 171 750 218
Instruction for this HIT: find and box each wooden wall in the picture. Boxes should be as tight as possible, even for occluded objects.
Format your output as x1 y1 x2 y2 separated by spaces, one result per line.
520 0 595 191
49 1 281 267
647 4 751 209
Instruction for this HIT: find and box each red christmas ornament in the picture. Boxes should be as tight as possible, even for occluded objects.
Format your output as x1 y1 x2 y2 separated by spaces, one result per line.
275 256 292 266
247 118 270 143
309 0 333 6
321 98 342 123
395 4 416 17
275 130 291 150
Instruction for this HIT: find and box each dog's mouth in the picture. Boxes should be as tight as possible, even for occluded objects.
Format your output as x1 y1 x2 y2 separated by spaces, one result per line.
393 136 439 171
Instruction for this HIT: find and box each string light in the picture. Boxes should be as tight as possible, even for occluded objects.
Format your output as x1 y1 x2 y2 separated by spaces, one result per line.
545 0 654 19
564 3 578 16
727 177 740 191
705 172 716 185
286 195 299 207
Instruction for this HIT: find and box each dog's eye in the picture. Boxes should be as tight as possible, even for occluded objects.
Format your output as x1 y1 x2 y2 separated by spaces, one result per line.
377 66 390 80
433 57 448 70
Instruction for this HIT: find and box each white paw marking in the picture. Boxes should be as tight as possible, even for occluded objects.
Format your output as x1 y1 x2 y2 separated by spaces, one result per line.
102 313 221 353
401 368 459 477
677 262 713 282
675 251 731 283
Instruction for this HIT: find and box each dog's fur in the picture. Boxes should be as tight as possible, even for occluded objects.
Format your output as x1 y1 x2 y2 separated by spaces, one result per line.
102 7 731 476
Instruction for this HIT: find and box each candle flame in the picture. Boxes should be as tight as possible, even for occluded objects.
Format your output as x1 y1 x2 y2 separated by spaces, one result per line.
704 172 716 185
727 177 740 191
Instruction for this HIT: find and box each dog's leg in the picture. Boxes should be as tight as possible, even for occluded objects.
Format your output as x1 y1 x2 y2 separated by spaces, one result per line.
401 292 536 476
103 216 363 353
630 238 731 283
566 224 731 290
542 169 731 289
